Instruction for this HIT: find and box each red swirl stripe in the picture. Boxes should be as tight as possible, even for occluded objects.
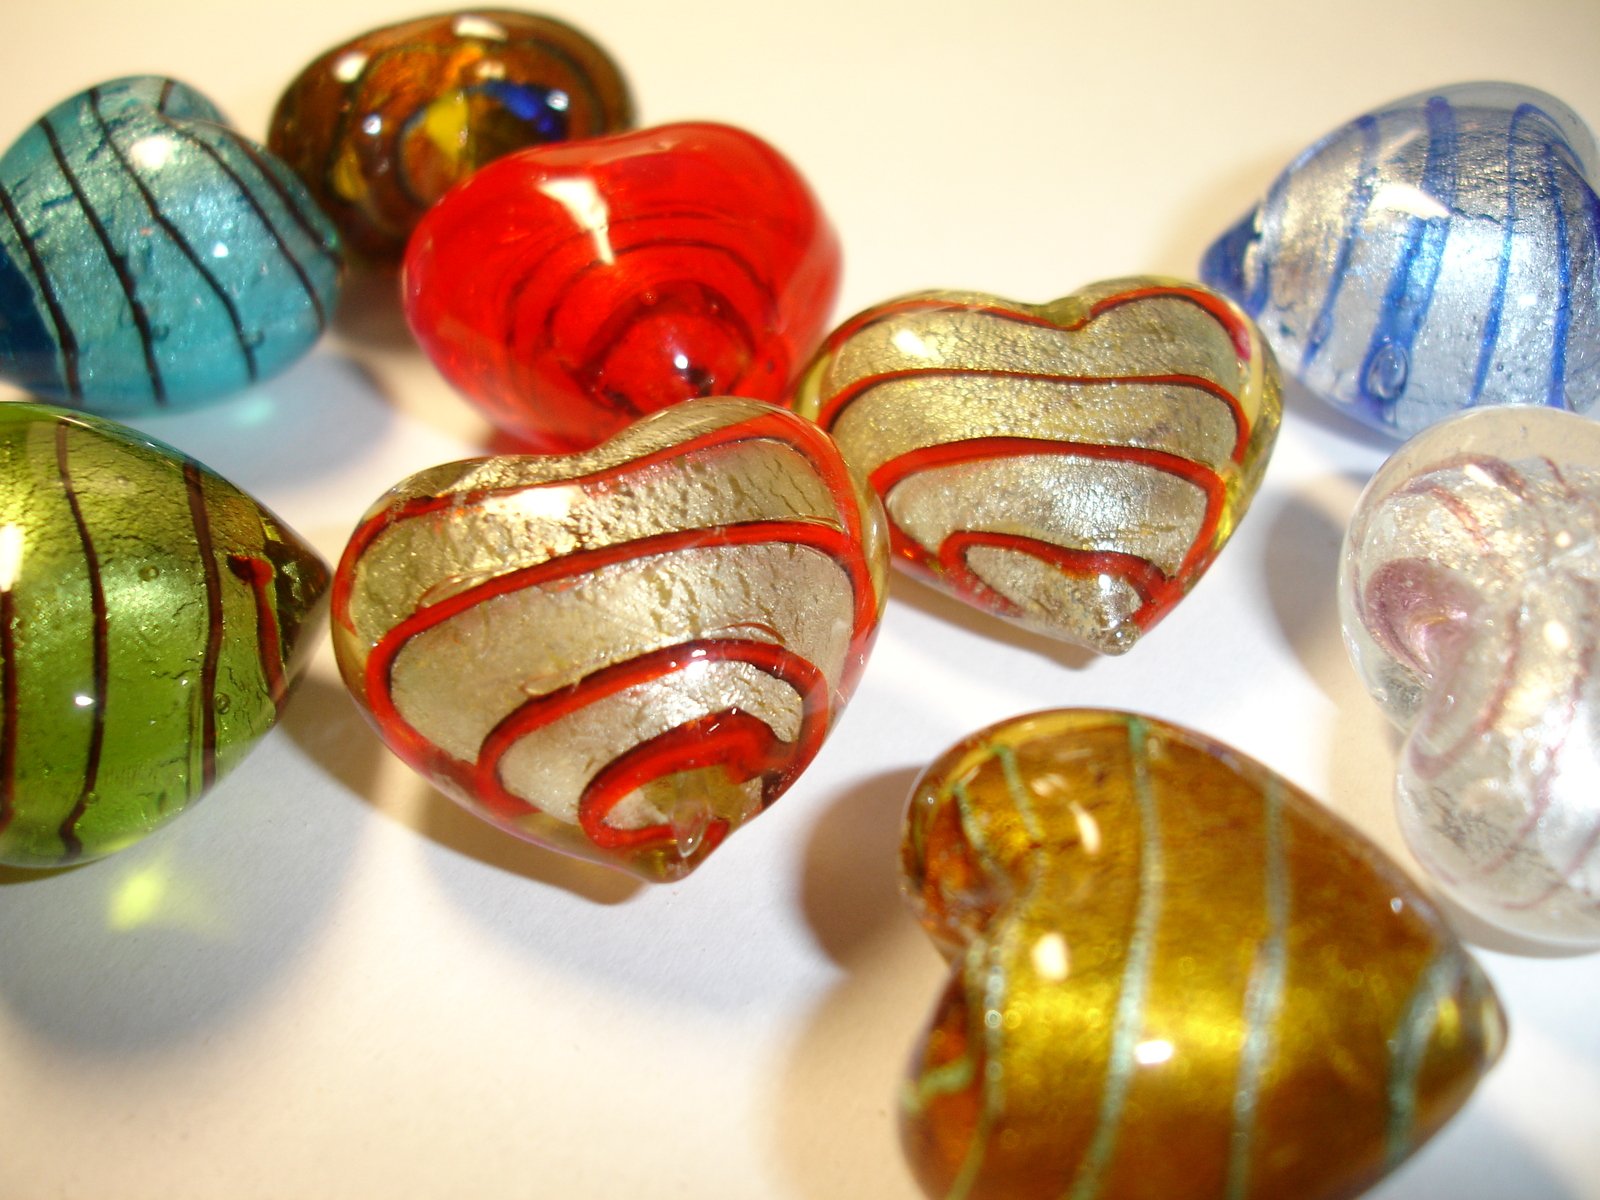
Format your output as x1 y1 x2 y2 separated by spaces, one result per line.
1087 284 1255 359
334 407 870 637
358 520 865 850
527 230 775 339
814 367 1249 463
819 296 1081 356
362 516 867 744
870 435 1225 630
816 283 1255 369
182 462 224 795
227 554 288 713
471 638 828 849
339 405 878 859
936 533 1177 629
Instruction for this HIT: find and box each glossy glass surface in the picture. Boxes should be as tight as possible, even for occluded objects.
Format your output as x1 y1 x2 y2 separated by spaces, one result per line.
0 404 330 867
792 279 1280 653
1202 82 1600 438
332 398 888 881
269 9 634 264
404 122 841 452
1341 406 1600 945
901 709 1505 1200
0 76 343 412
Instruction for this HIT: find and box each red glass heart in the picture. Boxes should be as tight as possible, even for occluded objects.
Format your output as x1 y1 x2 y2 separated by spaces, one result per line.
403 122 841 452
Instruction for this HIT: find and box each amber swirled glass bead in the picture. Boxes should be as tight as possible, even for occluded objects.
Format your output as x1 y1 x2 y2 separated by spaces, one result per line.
268 9 635 263
900 709 1504 1200
332 398 888 881
0 404 330 868
792 278 1281 654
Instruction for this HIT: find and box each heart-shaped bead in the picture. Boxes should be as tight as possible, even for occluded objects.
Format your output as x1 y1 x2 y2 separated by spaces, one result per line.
404 122 841 453
792 278 1280 653
1341 406 1600 945
332 398 887 881
0 404 330 868
1202 82 1600 438
0 77 343 412
902 709 1505 1200
269 9 634 264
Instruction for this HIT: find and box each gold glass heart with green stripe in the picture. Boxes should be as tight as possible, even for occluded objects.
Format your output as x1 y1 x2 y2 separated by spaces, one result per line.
0 403 329 867
900 709 1505 1200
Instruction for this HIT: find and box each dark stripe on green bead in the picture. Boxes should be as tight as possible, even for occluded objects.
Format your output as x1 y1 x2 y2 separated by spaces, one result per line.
54 422 108 858
182 461 223 792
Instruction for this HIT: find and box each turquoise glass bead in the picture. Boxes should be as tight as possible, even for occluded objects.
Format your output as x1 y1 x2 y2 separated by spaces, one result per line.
0 76 343 412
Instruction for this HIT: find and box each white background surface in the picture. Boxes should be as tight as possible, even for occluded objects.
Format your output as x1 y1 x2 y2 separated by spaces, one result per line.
1 2 1598 1197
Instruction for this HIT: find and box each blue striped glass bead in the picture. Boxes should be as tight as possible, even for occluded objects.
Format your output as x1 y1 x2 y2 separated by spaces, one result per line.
1202 83 1600 438
0 76 343 413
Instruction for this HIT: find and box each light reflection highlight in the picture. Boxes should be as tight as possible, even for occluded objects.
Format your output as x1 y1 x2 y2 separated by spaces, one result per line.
540 177 613 264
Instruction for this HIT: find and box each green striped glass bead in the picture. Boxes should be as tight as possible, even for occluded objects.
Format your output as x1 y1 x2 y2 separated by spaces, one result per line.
900 709 1506 1200
0 403 329 867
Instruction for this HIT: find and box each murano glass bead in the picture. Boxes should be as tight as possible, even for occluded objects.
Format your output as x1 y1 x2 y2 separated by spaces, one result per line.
1342 406 1600 945
0 404 330 868
1203 82 1600 438
791 278 1280 654
901 709 1504 1200
404 122 841 453
269 9 634 264
0 76 343 413
332 398 887 882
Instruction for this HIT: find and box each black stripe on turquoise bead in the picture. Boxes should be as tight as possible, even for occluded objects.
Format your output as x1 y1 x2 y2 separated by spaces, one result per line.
0 180 79 398
37 116 167 404
148 113 335 331
86 86 261 382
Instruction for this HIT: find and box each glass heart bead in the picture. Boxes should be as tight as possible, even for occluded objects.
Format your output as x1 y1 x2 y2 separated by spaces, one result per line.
1341 406 1600 946
0 76 344 412
902 709 1505 1200
1202 82 1600 438
404 122 841 453
269 9 634 264
791 278 1281 653
331 398 887 882
0 403 330 868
